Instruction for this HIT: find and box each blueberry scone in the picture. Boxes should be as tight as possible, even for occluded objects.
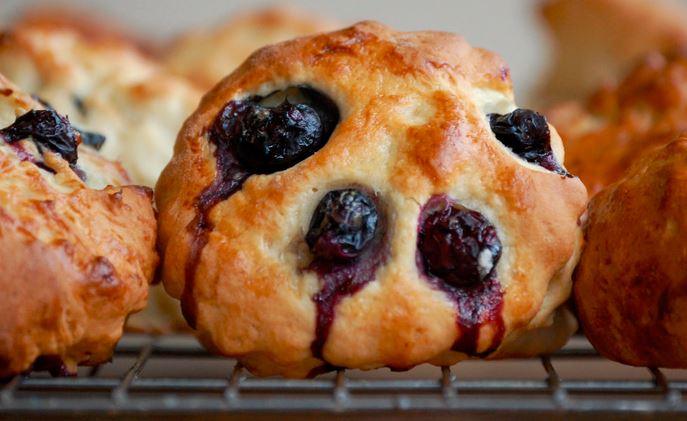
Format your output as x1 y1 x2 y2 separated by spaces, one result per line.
547 51 687 196
0 74 157 377
0 19 202 332
156 22 588 377
0 22 200 187
163 6 338 89
536 0 687 105
574 138 687 367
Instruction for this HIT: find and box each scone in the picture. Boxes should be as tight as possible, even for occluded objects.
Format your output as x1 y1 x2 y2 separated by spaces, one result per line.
156 22 588 377
0 22 201 187
8 5 155 55
163 6 338 89
547 51 687 196
0 19 202 332
574 138 687 368
0 74 157 377
536 0 687 105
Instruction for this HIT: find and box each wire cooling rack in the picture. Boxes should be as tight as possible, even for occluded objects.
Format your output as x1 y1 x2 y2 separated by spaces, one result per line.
1 334 686 419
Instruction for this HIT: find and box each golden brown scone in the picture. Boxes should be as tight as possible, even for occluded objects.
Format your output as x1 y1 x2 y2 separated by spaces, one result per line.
0 74 157 377
0 21 201 333
547 51 687 196
156 22 588 377
0 23 201 187
574 138 687 368
163 6 338 89
536 0 687 106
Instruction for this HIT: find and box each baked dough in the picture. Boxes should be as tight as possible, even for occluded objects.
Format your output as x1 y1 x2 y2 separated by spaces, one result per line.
0 74 157 377
163 6 338 89
574 138 687 368
156 21 588 377
547 51 687 196
536 0 687 105
0 20 201 332
0 22 201 187
7 5 155 55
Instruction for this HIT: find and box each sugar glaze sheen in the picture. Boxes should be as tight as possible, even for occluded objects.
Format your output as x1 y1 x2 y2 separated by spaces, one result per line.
155 21 588 377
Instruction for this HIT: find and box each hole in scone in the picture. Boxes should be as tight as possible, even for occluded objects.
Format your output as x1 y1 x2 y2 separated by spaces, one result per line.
306 187 388 361
213 86 339 174
488 108 569 176
416 195 505 356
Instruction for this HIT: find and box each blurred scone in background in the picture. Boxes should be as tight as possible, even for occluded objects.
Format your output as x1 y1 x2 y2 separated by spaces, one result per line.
1 0 548 103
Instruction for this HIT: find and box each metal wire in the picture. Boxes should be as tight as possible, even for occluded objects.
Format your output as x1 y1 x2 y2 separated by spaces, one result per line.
1 333 685 416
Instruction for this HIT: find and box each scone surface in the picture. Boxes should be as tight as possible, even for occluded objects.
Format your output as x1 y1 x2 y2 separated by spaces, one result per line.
574 138 687 368
0 74 158 376
157 21 587 377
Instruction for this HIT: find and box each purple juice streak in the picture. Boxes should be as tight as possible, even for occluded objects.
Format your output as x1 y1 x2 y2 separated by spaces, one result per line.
306 362 340 378
416 195 505 356
309 237 388 360
182 105 251 328
183 90 338 328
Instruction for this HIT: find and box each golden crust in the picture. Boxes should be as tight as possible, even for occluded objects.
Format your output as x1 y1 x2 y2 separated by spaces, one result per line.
536 0 687 105
547 52 687 196
0 75 158 376
156 21 587 377
0 20 199 334
0 23 201 187
163 6 338 89
574 138 687 368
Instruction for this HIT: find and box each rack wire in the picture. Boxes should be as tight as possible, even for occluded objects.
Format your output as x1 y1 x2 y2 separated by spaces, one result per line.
1 334 686 418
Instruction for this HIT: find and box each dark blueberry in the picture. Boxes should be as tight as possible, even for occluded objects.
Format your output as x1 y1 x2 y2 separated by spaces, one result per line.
212 86 339 174
31 355 74 377
72 95 88 116
306 189 378 261
0 109 79 165
418 197 501 288
29 95 106 151
79 130 106 150
488 108 567 175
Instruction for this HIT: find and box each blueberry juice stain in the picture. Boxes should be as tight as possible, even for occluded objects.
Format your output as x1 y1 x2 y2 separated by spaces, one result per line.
416 195 505 356
305 188 388 367
181 101 250 327
182 87 339 328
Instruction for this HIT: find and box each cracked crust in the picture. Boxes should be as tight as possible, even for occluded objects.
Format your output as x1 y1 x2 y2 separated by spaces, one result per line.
0 75 158 377
156 22 588 377
575 138 687 367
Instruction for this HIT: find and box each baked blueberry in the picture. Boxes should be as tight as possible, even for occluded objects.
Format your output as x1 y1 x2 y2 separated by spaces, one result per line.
418 196 501 287
306 188 378 261
0 109 79 165
79 131 106 150
212 86 339 174
489 109 567 175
